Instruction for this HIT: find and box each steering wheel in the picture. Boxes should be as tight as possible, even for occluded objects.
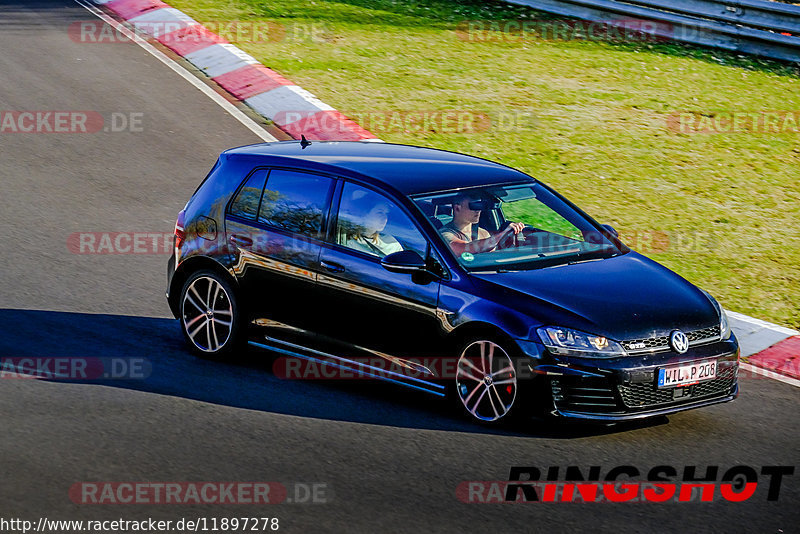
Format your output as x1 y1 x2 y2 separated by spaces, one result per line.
497 224 544 249
495 227 516 250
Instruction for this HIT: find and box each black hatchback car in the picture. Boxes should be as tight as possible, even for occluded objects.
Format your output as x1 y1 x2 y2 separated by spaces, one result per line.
166 141 738 425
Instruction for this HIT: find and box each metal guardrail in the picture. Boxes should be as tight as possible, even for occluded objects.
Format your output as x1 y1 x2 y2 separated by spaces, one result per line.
500 0 800 62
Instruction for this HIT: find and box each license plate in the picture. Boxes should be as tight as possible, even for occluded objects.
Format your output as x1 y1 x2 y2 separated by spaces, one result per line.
657 360 716 388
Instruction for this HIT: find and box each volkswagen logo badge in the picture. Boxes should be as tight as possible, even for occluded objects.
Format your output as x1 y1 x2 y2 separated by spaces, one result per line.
670 330 689 354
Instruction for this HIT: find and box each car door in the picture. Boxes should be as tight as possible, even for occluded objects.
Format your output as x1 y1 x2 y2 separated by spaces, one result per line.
225 167 334 336
315 181 445 364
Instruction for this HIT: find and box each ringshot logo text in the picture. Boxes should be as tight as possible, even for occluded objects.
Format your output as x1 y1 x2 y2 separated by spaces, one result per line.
458 465 794 503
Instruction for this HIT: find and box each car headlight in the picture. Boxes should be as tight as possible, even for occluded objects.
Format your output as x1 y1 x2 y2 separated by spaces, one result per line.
536 326 627 358
700 289 732 341
720 305 732 340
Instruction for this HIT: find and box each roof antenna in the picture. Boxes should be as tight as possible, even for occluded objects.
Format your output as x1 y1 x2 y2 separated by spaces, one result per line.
300 134 312 149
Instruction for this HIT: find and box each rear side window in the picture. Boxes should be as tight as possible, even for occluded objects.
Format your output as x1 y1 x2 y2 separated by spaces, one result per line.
228 169 268 220
336 182 428 259
258 170 333 237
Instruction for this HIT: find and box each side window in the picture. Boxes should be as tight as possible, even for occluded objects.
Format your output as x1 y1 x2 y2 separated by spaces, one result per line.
258 170 333 238
228 169 267 220
336 183 428 259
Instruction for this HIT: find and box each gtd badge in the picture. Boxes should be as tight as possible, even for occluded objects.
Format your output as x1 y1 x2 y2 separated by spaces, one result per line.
670 330 689 354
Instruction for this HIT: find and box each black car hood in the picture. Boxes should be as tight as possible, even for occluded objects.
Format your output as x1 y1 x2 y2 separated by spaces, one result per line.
471 252 719 341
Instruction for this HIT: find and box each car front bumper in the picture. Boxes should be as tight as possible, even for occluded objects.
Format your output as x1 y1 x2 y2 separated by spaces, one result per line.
520 337 740 422
553 386 738 422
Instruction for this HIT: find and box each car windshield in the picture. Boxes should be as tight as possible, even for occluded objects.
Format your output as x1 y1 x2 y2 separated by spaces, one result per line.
414 183 624 271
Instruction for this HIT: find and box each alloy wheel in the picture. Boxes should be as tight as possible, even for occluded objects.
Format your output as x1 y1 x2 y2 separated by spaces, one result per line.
181 275 234 353
456 340 517 422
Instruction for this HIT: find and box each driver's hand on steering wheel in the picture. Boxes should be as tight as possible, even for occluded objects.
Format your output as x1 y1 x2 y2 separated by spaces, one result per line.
503 221 525 235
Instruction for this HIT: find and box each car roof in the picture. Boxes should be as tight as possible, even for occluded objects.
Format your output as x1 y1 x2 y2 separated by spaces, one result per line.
222 141 535 196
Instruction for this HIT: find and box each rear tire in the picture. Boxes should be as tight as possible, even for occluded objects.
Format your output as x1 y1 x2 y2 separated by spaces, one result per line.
179 270 244 359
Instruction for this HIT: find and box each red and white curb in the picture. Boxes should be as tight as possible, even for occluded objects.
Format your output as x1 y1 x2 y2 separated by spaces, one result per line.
88 0 378 142
79 1 797 386
730 312 800 386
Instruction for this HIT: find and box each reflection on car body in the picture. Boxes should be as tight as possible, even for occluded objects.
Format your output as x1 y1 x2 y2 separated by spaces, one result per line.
166 140 738 426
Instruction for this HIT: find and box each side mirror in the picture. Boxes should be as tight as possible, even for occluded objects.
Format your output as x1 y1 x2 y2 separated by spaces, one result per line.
602 224 619 238
381 250 427 274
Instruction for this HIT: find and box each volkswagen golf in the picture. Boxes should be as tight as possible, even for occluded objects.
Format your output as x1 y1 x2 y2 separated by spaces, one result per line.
166 140 739 425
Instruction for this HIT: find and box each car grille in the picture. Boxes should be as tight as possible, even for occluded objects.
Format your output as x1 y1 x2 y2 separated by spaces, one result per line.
551 376 618 414
617 365 737 409
692 365 737 397
622 336 668 351
617 384 674 407
622 325 721 353
688 325 722 342
551 363 737 415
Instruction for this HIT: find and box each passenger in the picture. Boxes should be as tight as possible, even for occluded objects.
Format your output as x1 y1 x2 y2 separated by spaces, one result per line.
440 193 524 256
343 194 403 257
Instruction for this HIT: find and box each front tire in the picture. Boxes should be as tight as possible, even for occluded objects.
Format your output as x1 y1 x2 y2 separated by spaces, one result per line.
454 339 519 424
179 270 243 358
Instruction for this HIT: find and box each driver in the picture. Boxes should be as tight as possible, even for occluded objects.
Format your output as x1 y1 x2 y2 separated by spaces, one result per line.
440 193 524 256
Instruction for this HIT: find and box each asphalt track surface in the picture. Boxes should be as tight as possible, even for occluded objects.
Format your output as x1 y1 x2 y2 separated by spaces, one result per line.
1 1 798 532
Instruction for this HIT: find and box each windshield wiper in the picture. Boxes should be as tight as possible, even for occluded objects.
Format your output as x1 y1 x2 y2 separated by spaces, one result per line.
567 257 604 265
567 250 620 265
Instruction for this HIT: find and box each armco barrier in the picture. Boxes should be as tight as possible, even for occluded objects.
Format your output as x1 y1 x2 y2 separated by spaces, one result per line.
501 0 800 62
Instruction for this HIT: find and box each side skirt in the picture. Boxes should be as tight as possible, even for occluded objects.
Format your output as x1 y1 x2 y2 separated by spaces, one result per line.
248 336 447 397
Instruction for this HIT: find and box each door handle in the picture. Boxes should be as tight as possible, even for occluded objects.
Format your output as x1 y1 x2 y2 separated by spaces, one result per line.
321 260 345 273
229 234 253 247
